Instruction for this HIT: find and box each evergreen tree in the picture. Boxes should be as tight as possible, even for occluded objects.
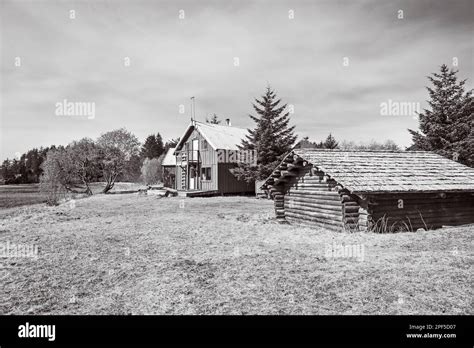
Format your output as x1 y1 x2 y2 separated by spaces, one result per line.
164 138 180 152
141 135 158 159
141 133 164 159
323 133 339 149
1 159 12 182
408 64 473 166
155 133 164 157
234 86 297 182
296 136 338 149
296 136 313 149
206 114 221 124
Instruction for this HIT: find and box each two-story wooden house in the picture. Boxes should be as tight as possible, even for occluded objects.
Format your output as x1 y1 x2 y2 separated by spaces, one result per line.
173 120 255 195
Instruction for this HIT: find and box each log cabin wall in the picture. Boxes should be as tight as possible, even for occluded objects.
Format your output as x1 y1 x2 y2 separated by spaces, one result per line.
367 192 474 231
338 188 362 231
263 149 474 232
274 192 286 223
283 166 345 231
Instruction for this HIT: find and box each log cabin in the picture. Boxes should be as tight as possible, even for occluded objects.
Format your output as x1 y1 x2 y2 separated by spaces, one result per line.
172 120 254 196
261 149 474 232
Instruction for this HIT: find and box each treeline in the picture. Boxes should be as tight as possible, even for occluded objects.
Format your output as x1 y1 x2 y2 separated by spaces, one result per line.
38 128 179 203
1 147 52 184
1 129 179 187
296 134 400 151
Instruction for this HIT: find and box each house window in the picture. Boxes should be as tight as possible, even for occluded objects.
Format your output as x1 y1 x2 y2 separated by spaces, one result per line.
201 167 211 181
201 139 208 150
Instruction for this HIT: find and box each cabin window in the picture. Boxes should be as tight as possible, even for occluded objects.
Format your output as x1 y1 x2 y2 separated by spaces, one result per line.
201 167 211 181
201 140 208 150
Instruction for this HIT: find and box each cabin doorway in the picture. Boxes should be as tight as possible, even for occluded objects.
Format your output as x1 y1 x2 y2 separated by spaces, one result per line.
189 165 197 190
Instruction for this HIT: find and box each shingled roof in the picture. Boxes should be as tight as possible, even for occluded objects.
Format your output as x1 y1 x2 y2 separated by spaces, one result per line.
174 121 249 153
161 147 176 166
265 149 474 194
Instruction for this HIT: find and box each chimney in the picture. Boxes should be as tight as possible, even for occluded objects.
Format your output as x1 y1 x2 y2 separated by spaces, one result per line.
225 118 231 126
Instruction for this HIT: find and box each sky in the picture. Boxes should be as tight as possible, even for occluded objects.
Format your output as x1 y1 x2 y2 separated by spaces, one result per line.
0 0 473 160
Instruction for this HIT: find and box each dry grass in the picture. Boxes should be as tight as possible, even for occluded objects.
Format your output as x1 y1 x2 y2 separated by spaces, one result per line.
0 184 47 208
0 182 146 208
0 194 472 315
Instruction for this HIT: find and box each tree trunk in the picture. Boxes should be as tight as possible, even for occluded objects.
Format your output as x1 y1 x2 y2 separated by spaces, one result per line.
80 177 93 196
84 184 93 196
102 183 113 193
102 173 118 193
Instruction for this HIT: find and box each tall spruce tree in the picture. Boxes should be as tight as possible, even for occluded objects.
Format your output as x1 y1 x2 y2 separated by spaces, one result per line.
408 64 473 167
155 133 164 156
206 114 221 124
323 133 339 149
235 86 297 182
141 133 164 159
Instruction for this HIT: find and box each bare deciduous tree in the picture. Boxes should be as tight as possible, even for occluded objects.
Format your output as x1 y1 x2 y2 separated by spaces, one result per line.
39 149 70 205
339 139 400 151
140 157 162 185
97 128 141 193
67 138 101 195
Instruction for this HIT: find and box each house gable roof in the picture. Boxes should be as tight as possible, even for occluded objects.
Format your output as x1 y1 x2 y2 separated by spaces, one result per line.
264 149 474 194
161 147 176 166
174 121 249 153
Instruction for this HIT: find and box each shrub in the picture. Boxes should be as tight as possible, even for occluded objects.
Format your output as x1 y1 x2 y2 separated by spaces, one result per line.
140 157 162 185
39 150 68 205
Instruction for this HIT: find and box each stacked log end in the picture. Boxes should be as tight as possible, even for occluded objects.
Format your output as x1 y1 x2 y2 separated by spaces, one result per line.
284 165 345 231
263 151 474 233
269 152 311 224
268 152 366 232
338 188 361 232
273 192 287 223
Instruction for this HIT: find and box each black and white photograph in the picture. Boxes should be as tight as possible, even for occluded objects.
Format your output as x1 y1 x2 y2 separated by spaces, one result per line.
0 0 473 346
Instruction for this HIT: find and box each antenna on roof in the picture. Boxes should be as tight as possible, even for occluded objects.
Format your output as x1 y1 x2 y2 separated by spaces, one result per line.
190 96 195 123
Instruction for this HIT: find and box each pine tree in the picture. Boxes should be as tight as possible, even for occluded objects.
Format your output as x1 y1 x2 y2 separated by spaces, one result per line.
141 134 164 159
155 133 164 157
234 86 297 182
408 64 473 167
141 135 157 159
323 133 339 149
206 114 221 124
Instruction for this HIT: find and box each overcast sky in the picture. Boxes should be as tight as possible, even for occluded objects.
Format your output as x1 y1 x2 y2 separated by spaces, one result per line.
1 0 473 160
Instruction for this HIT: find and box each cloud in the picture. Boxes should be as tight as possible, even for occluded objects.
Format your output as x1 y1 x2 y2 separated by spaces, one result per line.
1 0 472 159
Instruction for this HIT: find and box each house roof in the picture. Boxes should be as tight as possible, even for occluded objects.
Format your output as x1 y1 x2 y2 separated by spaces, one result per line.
264 149 474 194
174 121 249 153
161 147 176 166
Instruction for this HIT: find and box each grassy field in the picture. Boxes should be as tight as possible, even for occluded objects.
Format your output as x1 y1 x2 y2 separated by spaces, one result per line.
0 194 472 315
0 182 146 209
0 184 47 208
